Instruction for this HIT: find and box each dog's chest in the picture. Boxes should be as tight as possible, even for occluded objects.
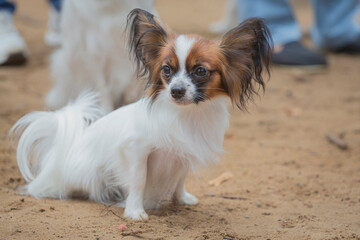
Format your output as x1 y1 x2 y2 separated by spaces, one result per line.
147 150 186 181
143 150 186 208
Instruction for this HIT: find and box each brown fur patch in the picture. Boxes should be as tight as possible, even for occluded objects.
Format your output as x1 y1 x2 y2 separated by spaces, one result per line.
144 39 179 97
218 18 272 110
185 38 227 99
159 42 179 80
128 8 177 100
203 72 227 99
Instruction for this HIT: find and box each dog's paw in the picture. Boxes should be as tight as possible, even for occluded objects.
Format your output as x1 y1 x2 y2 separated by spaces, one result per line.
124 208 148 220
177 192 198 205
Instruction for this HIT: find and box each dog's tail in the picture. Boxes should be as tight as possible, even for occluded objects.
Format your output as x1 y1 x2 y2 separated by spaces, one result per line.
10 91 103 198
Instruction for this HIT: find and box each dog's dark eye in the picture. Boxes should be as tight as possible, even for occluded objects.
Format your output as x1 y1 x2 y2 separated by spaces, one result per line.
194 66 208 77
161 65 172 78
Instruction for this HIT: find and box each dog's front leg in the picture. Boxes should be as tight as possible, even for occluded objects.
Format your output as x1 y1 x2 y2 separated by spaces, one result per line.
174 170 198 205
123 147 150 220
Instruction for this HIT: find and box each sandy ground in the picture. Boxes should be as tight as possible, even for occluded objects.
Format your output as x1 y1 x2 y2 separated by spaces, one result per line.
1 0 360 239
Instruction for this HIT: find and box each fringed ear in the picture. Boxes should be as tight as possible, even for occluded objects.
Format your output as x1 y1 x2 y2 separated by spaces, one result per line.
219 18 272 110
127 8 172 98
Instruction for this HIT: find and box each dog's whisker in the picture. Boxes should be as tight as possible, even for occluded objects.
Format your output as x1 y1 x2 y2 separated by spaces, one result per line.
197 87 227 92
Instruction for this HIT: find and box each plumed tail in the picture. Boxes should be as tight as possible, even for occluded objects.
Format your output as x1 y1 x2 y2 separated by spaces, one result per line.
10 91 103 197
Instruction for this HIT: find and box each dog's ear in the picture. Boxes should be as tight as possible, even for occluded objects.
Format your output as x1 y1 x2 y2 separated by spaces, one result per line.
127 8 170 79
218 18 272 110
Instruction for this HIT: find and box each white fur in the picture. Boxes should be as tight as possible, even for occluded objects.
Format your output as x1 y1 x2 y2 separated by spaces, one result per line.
167 35 197 104
11 90 229 220
46 0 156 113
175 35 194 70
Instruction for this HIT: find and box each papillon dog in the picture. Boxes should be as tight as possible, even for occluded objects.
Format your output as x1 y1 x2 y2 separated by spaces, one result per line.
46 0 156 113
11 9 271 220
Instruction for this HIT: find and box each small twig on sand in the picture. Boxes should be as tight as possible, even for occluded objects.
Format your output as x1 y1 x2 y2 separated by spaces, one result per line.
205 193 247 200
121 230 148 238
326 133 348 150
208 172 234 187
221 196 248 200
10 230 22 236
100 204 123 219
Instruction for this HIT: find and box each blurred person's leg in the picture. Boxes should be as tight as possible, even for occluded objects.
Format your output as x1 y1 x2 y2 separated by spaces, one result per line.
45 0 62 47
49 0 61 11
237 0 300 46
311 0 360 53
0 0 15 13
237 0 327 69
0 0 27 66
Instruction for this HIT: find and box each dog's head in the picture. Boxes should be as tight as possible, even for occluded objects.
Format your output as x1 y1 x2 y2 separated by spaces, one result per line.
127 8 272 109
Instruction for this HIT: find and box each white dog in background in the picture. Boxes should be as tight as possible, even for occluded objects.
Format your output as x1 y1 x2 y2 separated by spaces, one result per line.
46 0 156 113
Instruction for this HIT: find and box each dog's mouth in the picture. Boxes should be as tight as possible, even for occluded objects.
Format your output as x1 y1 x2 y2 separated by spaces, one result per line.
169 88 195 106
170 92 207 106
171 97 194 106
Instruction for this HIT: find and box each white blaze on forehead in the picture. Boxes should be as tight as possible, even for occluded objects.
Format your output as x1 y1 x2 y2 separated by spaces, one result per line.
175 35 195 71
168 35 197 102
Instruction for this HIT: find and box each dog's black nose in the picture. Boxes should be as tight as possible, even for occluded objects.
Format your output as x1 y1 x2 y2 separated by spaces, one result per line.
171 87 186 99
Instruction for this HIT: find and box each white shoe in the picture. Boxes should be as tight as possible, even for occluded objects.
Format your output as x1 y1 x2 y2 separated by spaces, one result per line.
0 11 27 66
45 7 61 47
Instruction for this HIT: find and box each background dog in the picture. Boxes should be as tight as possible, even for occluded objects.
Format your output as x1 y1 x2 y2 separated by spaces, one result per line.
46 0 156 113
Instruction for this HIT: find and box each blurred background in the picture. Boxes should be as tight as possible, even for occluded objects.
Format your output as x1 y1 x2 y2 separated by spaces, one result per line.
0 0 359 239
